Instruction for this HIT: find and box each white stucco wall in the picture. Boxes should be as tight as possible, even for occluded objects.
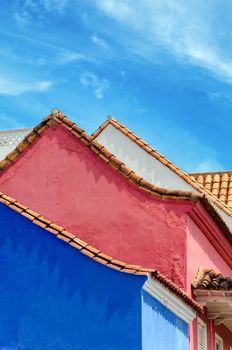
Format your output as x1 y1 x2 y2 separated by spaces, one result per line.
0 128 32 160
96 124 232 230
96 124 194 191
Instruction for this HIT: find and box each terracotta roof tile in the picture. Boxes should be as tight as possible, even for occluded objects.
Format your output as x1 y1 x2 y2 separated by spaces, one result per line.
92 117 232 218
61 230 76 240
192 266 232 290
31 219 47 229
85 245 100 255
0 112 200 204
107 263 122 271
190 171 232 211
0 112 230 241
0 190 202 313
70 241 83 250
56 234 71 243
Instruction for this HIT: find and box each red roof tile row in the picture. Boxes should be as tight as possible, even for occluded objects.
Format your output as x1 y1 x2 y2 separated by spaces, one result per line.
93 117 232 218
0 112 230 242
190 171 232 210
192 266 232 290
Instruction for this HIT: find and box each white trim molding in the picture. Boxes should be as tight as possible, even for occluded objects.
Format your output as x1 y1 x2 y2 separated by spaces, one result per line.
143 274 196 324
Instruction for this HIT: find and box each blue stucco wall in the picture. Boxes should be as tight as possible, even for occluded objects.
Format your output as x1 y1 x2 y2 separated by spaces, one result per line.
0 203 146 350
142 290 188 350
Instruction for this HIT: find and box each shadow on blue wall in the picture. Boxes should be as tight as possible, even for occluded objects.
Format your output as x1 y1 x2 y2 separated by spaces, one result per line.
0 203 146 350
142 290 188 350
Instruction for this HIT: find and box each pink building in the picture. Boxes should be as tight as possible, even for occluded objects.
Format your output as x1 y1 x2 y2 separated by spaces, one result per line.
0 111 231 349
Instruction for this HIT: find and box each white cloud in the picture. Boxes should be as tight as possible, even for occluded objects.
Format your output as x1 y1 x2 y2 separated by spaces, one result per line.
91 34 109 49
35 81 53 91
95 0 232 83
80 72 109 99
96 0 133 21
0 78 53 96
58 50 87 64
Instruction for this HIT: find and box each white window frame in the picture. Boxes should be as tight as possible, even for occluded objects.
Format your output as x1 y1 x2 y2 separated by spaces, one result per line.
197 317 207 350
215 333 223 350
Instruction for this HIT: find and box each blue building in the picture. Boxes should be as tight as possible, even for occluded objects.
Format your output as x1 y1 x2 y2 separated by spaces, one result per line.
0 192 198 350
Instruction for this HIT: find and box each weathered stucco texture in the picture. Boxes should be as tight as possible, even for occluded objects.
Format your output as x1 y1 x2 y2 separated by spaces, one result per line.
186 216 232 295
0 123 194 287
187 217 232 350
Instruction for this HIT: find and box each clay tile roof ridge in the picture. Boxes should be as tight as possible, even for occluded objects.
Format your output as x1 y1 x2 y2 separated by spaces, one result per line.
56 115 205 201
0 110 231 239
0 111 231 239
192 266 232 291
0 111 230 220
190 171 232 210
0 111 203 203
0 190 202 313
92 116 232 217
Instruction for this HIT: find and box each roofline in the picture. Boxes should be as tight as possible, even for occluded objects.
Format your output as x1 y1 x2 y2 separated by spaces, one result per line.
0 190 203 314
189 170 232 176
0 111 230 241
92 116 232 217
0 112 201 202
192 266 232 290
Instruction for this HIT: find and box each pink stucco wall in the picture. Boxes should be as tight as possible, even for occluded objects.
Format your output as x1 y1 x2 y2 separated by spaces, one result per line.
186 216 232 295
187 217 232 350
0 123 194 287
0 122 231 349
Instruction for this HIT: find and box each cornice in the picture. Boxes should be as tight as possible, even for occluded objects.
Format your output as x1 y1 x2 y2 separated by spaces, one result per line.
189 202 232 269
143 274 196 324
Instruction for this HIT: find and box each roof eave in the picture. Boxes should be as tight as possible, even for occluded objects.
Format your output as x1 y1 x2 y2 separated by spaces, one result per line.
93 116 232 218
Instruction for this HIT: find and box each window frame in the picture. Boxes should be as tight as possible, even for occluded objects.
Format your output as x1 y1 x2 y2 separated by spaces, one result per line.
197 317 207 350
215 333 223 350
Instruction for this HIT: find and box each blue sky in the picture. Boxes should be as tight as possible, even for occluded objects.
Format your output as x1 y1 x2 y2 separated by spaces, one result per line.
0 0 231 172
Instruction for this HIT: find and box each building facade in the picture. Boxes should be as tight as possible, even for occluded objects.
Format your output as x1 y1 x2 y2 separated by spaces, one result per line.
0 192 196 349
0 111 231 349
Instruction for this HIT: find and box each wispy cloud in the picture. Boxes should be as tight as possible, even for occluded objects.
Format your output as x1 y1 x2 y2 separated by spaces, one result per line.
91 34 109 49
95 0 232 83
42 0 69 12
58 50 88 64
22 0 70 15
80 72 109 99
0 78 53 96
13 0 70 30
0 29 89 68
